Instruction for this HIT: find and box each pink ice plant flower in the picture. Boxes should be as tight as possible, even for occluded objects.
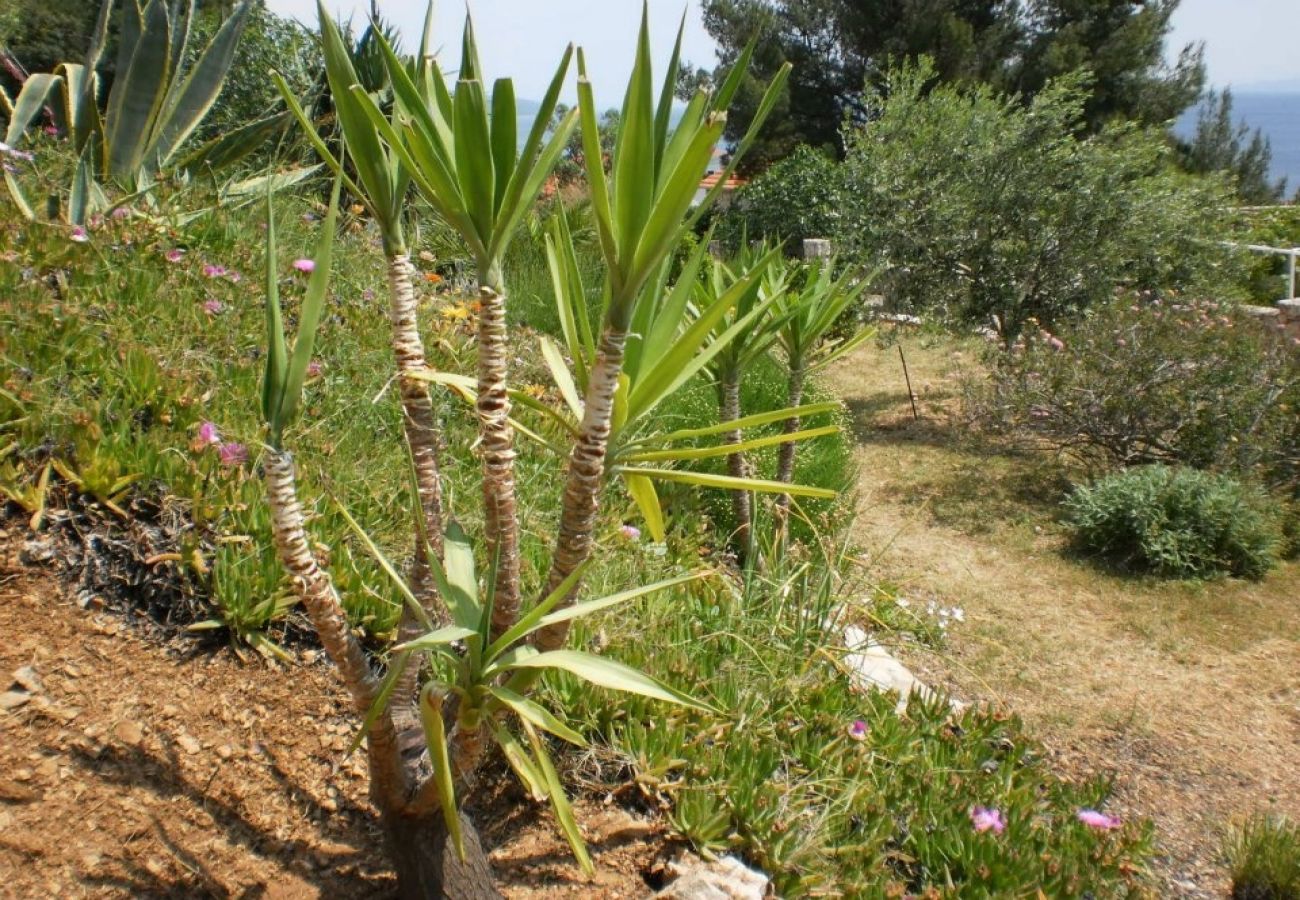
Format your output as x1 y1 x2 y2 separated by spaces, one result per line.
203 298 225 315
620 524 641 540
292 258 316 273
306 360 324 378
847 719 868 741
218 442 248 467
1077 809 1121 830
971 806 1006 834
165 248 185 263
197 421 221 445
1046 335 1065 351
111 206 131 220
203 264 228 278
69 226 89 243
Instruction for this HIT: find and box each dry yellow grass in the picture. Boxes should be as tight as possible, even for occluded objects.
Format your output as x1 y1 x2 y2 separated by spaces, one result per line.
828 333 1300 898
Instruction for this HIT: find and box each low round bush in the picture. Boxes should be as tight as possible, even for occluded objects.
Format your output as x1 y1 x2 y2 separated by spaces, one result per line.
1065 465 1281 579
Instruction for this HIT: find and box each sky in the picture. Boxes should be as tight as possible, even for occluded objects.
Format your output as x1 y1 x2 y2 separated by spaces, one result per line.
265 0 717 103
266 0 1300 99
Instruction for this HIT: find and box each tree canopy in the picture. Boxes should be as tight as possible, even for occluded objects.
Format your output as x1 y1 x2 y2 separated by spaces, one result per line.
689 0 1205 170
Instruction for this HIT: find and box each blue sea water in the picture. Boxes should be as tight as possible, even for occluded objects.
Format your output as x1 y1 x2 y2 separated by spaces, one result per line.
1175 92 1300 194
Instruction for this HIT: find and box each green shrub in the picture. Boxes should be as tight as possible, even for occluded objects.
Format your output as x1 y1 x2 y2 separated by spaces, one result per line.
837 60 1241 343
717 145 842 251
1225 814 1300 900
1065 466 1281 579
968 296 1300 494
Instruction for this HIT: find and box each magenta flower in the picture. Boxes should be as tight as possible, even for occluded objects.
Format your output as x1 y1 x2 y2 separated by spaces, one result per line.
1077 809 1121 830
228 271 242 284
111 206 131 220
218 442 248 467
203 298 225 315
971 806 1006 834
620 524 641 540
1046 335 1065 351
165 248 185 263
197 421 221 445
203 264 228 278
306 360 324 378
69 226 89 243
847 719 868 741
292 258 316 273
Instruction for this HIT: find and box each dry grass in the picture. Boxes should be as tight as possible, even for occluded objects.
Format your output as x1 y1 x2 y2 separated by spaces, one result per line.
828 332 1300 898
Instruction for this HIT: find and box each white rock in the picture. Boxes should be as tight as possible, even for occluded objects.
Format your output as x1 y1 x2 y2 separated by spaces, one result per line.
655 854 769 900
842 625 953 714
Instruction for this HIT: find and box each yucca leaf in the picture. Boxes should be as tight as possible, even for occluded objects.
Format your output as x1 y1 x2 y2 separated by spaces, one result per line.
485 563 588 661
653 11 687 172
439 521 481 631
453 77 494 250
332 497 432 630
488 687 586 746
624 472 665 542
611 5 657 269
277 168 343 427
393 624 478 653
496 650 714 712
419 684 464 861
622 425 840 463
483 104 577 263
272 71 363 198
539 336 584 420
575 51 618 270
523 721 594 875
489 78 516 214
261 191 288 435
633 402 840 446
532 572 706 635
619 466 837 499
491 721 547 800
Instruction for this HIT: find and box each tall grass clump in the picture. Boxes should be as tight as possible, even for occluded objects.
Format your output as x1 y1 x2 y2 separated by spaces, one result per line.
1225 814 1300 900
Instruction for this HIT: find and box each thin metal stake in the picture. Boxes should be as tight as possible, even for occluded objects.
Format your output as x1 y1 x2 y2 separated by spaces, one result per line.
898 344 919 421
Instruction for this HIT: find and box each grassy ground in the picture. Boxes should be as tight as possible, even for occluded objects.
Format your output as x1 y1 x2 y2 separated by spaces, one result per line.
828 331 1300 898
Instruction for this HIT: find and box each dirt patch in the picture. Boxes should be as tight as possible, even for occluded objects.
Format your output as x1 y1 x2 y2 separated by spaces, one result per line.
829 338 1300 899
0 538 668 899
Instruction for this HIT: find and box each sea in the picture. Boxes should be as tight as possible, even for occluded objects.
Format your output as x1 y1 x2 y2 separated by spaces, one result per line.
1175 91 1300 194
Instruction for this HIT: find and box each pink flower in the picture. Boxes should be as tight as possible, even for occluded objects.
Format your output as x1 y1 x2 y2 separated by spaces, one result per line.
44 125 59 136
847 720 868 741
228 271 242 284
165 248 185 263
1077 809 1121 830
203 298 224 315
203 264 227 278
111 207 131 220
197 421 221 445
218 442 248 467
306 360 324 378
1115 338 1127 347
971 806 1005 834
1047 335 1065 351
292 258 316 273
69 226 89 243
620 524 641 540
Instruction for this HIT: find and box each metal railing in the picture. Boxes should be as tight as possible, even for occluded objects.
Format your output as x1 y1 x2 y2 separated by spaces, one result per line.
1221 242 1300 299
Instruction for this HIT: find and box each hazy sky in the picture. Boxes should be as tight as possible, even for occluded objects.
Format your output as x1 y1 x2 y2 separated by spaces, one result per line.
266 0 1300 99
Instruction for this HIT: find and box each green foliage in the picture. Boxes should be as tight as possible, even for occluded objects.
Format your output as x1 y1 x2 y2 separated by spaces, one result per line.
717 144 841 250
1065 465 1281 579
1177 88 1286 204
838 61 1239 341
1225 814 1300 900
1224 205 1300 304
691 0 1203 167
970 297 1300 494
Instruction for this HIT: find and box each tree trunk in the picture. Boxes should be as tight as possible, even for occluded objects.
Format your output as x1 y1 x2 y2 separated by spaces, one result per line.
263 449 408 810
720 372 753 559
534 328 627 653
774 362 806 508
381 805 501 900
474 281 522 642
386 253 447 735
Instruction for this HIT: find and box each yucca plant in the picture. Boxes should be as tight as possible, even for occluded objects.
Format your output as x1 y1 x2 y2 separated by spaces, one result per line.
354 12 578 643
696 243 795 558
531 9 792 653
275 5 446 734
3 0 256 221
771 257 877 513
533 211 838 543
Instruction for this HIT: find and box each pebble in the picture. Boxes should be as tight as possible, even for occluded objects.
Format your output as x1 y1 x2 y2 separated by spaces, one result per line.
0 690 31 711
177 734 203 755
113 720 144 746
12 666 42 693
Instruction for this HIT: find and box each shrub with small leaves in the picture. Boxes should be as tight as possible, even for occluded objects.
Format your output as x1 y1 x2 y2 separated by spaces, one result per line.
1065 465 1281 579
1224 814 1300 900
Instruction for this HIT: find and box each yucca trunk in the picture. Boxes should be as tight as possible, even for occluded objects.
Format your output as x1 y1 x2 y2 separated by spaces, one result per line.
535 328 628 653
265 449 498 899
775 361 807 509
475 280 522 641
386 253 447 731
720 372 753 557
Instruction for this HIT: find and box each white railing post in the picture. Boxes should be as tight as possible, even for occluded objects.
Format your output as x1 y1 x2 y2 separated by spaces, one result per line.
1288 249 1297 299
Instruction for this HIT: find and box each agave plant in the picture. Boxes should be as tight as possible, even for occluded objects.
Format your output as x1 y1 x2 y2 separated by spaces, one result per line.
772 258 877 511
3 0 256 221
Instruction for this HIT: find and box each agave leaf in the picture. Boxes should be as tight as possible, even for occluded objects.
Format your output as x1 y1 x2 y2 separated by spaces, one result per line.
419 684 464 861
178 111 291 172
5 73 62 146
